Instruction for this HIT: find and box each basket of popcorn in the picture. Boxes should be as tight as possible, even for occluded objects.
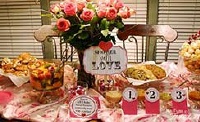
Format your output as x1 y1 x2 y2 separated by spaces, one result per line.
179 30 200 75
180 31 200 109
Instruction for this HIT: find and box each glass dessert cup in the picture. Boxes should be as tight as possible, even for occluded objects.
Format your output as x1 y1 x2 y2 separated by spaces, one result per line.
65 81 88 103
29 61 64 104
105 86 122 109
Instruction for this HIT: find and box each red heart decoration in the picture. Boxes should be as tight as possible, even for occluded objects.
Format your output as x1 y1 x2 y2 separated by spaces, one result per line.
98 41 113 51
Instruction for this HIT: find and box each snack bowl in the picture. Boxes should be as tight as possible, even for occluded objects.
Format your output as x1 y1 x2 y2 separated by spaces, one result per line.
29 60 64 91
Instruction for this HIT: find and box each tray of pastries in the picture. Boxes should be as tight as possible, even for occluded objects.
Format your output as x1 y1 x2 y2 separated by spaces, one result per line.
1 52 37 77
124 63 168 86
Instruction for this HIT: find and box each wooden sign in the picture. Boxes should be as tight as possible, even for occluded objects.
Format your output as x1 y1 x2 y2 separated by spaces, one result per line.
83 46 127 75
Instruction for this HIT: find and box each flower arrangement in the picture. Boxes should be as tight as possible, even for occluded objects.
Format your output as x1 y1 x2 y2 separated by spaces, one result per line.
50 0 135 50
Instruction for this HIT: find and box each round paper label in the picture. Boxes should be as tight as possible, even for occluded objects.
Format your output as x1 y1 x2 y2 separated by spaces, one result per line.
69 95 98 117
145 87 159 102
171 88 186 102
123 87 138 102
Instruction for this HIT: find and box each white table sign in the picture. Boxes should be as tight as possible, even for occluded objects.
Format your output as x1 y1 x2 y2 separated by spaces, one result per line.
83 46 127 74
69 95 99 118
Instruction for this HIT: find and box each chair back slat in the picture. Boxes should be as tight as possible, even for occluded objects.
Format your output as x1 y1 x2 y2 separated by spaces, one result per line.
117 24 178 62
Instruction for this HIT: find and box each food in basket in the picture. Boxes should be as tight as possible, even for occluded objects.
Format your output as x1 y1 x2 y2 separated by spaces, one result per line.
160 92 171 101
188 91 200 101
29 61 64 91
1 52 37 76
125 64 166 81
137 88 145 101
145 64 166 79
86 119 104 122
179 31 200 74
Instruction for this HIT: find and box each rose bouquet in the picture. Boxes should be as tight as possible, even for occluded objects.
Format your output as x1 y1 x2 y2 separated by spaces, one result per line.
50 0 135 50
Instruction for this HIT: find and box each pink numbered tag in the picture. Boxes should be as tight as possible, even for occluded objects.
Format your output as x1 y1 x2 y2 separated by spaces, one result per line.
145 88 160 114
69 95 99 119
122 87 138 115
171 88 188 115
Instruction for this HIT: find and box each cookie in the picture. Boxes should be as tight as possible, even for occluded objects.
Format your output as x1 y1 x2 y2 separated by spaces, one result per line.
145 64 166 79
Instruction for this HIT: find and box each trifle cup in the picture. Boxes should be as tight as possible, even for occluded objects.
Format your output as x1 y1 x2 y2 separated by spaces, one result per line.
29 60 64 104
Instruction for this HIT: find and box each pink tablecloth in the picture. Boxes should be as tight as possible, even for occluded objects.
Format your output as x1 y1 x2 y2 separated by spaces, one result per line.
0 62 200 122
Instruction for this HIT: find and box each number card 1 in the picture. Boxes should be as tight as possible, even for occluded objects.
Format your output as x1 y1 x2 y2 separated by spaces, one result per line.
122 87 138 115
145 87 160 114
171 88 188 115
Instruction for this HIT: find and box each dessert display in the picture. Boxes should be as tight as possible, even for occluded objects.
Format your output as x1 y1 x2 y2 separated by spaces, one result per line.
125 64 166 81
179 30 200 109
29 61 64 91
179 31 200 74
1 52 37 76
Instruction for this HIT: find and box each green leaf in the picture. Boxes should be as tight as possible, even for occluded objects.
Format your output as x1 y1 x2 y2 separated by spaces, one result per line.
115 21 124 29
87 3 94 10
101 29 109 37
100 19 110 30
78 32 89 40
91 16 99 24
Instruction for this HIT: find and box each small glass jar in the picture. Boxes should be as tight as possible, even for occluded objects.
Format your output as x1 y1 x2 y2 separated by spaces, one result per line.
65 81 88 103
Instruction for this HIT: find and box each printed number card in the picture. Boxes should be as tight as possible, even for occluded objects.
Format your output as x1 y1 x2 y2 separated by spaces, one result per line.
69 95 100 119
145 87 160 114
122 87 138 115
171 87 188 115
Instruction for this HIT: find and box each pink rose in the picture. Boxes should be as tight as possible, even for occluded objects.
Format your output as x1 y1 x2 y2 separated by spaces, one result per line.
80 8 95 21
56 18 71 31
98 0 111 7
59 2 67 10
77 2 86 12
50 4 61 14
118 7 136 19
64 2 77 16
106 7 117 20
114 0 124 10
129 8 136 16
97 8 107 18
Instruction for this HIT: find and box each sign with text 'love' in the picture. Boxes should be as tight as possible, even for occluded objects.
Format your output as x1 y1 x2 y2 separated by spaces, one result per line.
83 46 127 75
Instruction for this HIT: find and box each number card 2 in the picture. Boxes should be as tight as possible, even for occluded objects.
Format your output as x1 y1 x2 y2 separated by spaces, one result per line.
122 87 138 115
145 87 160 114
171 88 188 115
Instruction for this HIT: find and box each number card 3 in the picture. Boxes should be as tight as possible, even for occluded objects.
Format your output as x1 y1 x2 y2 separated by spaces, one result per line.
145 87 160 114
122 87 138 115
171 88 188 115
